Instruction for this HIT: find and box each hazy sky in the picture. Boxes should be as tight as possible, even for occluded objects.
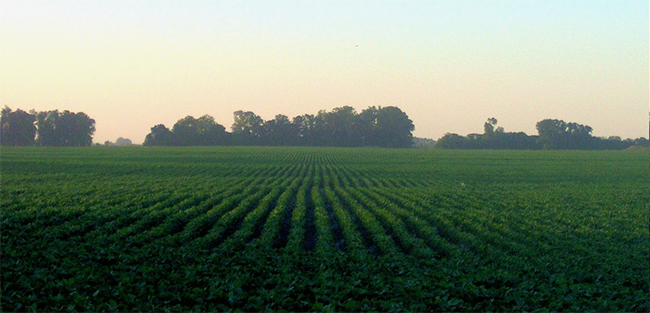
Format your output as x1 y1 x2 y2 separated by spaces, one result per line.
1 1 648 144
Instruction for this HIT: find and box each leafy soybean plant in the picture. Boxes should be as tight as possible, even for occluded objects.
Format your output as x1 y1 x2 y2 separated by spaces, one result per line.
1 147 647 312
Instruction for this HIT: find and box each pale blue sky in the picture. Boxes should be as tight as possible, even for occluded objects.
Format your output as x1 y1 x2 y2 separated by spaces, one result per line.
1 1 647 143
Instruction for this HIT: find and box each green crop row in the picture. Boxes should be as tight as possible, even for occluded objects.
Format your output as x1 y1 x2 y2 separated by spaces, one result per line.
1 147 647 312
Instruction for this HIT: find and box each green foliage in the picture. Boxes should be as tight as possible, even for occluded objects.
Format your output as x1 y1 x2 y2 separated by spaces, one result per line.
437 117 647 150
35 109 96 146
1 147 648 311
0 106 36 146
146 106 415 148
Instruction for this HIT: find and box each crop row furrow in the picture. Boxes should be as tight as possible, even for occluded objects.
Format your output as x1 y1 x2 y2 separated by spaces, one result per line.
126 179 255 246
321 166 370 256
311 165 342 254
161 178 271 247
309 166 337 254
188 186 274 249
345 187 435 258
113 195 210 244
55 193 175 242
332 185 401 256
217 185 286 252
255 167 307 248
369 188 487 254
285 174 313 253
81 194 179 242
356 188 458 257
249 183 303 249
277 165 314 250
410 189 550 258
330 166 413 255
83 178 211 238
192 163 301 250
231 164 308 248
375 189 514 260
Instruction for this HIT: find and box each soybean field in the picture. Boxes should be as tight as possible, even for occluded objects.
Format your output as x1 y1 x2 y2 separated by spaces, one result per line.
1 147 648 311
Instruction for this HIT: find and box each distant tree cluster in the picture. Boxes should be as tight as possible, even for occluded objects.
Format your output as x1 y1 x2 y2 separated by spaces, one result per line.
144 106 415 148
412 137 436 149
102 137 134 146
144 115 231 146
0 107 95 146
436 118 649 150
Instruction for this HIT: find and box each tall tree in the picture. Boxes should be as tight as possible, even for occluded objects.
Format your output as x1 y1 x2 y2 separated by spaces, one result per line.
0 106 36 146
35 110 58 146
312 110 330 146
358 106 379 146
195 115 230 145
172 116 200 146
483 117 503 137
292 114 316 146
536 119 567 149
149 115 230 146
231 110 264 145
480 118 508 149
261 114 296 146
374 106 414 148
536 119 593 150
35 110 95 146
144 124 175 146
320 106 359 147
65 111 96 146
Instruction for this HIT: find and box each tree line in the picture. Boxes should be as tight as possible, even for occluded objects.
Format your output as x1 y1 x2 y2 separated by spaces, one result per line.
144 106 415 148
2 104 647 150
0 107 95 147
436 118 649 150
